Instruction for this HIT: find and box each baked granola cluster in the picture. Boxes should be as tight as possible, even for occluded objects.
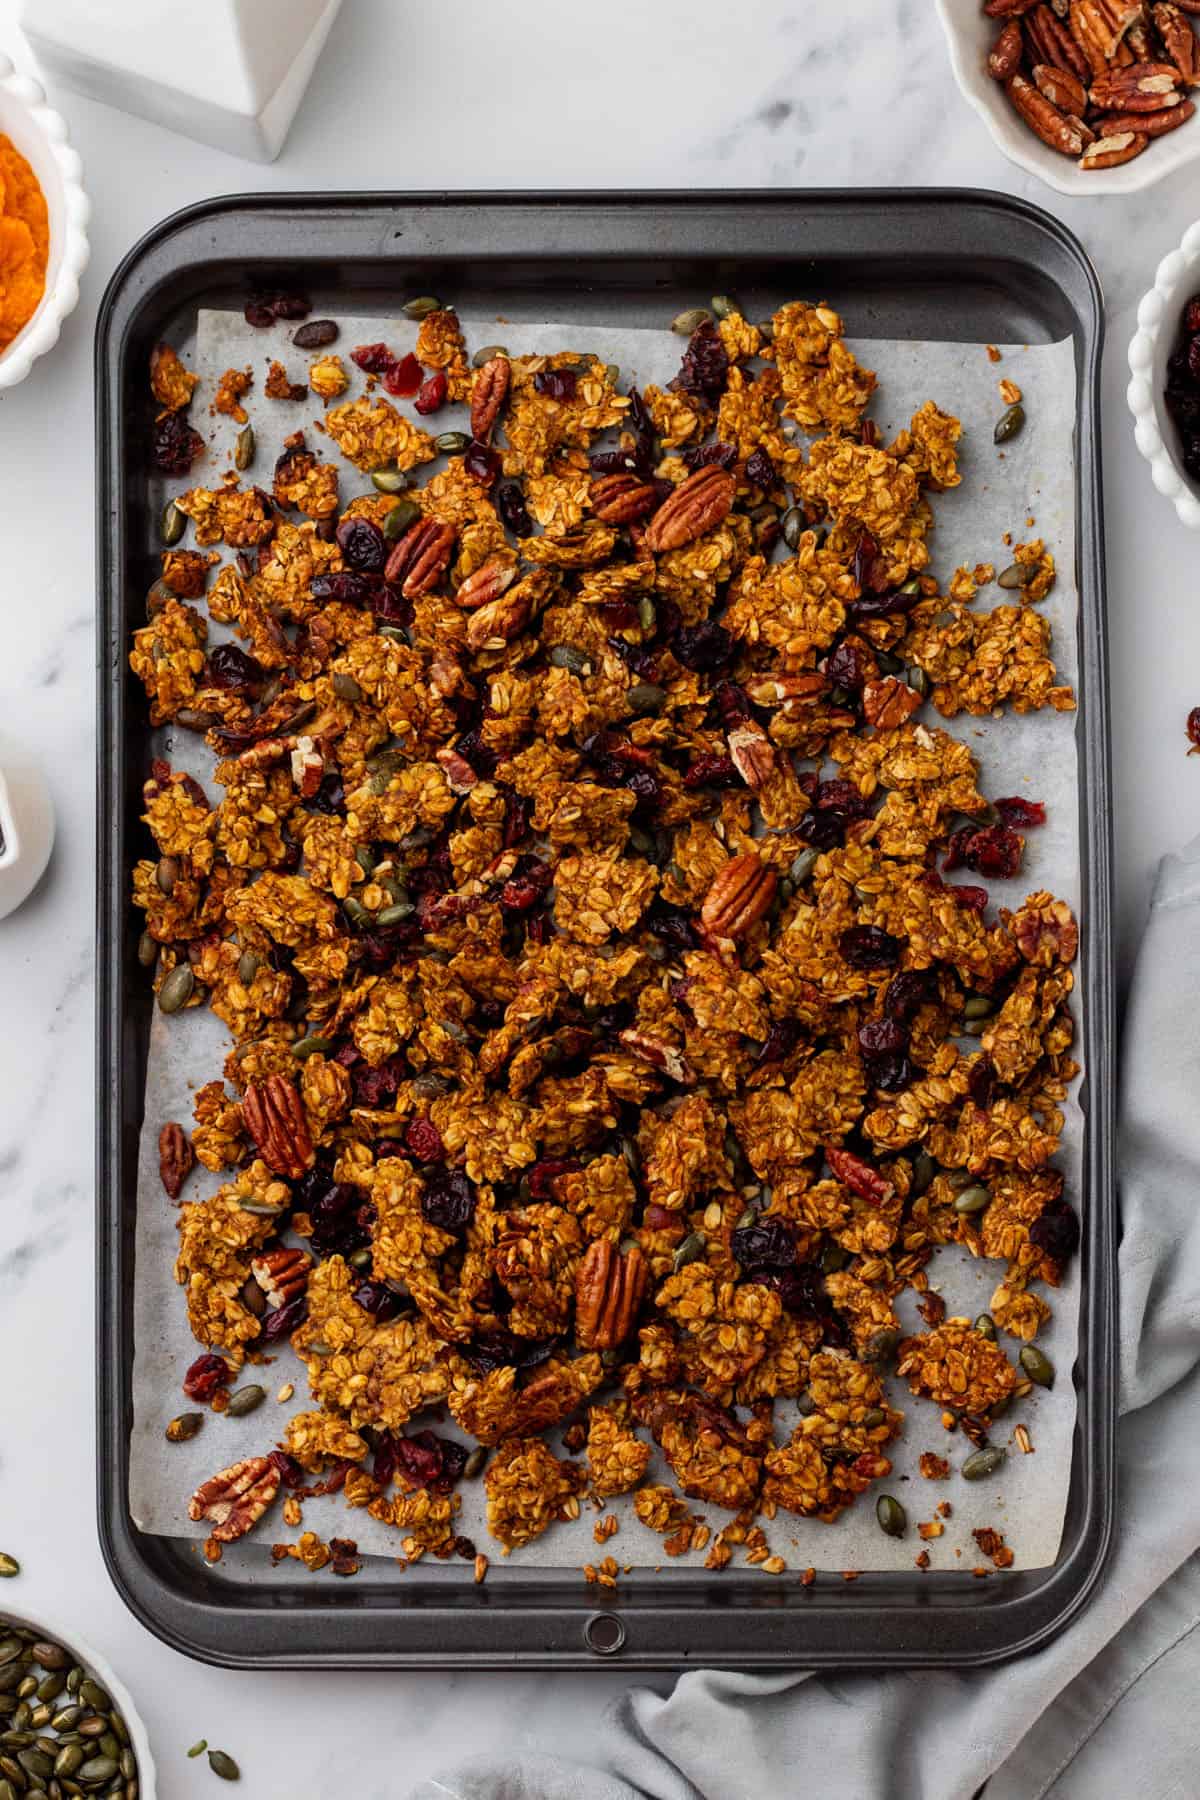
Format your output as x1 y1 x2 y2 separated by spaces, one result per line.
135 296 1080 1567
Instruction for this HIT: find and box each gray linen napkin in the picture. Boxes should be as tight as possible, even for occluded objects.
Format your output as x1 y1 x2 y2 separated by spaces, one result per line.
413 837 1200 1800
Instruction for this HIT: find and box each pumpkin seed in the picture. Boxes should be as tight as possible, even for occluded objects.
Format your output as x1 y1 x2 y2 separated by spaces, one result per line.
876 649 904 676
789 848 818 886
186 1741 207 1759
962 1446 1007 1481
796 1393 816 1417
402 296 441 319
672 1231 707 1272
861 1407 887 1429
996 562 1025 590
370 465 408 495
375 902 414 927
962 1019 991 1037
0 1779 17 1800
974 1313 996 1340
472 344 508 367
156 964 194 1015
347 1247 372 1272
875 1494 906 1538
65 1675 81 1699
777 878 794 903
343 896 370 925
908 666 929 697
463 1446 488 1479
14 1688 32 1708
820 1242 850 1275
865 1327 901 1362
136 931 158 971
1019 1345 1054 1389
627 682 666 715
735 1205 759 1230
18 1751 53 1781
378 624 410 645
330 672 364 704
207 1750 240 1782
26 1714 49 1737
711 294 738 319
780 507 804 552
74 1722 102 1742
119 1752 135 1781
239 1198 285 1217
382 499 421 539
97 1735 118 1763
233 424 255 472
176 704 215 733
548 644 588 675
290 1034 332 1061
670 307 710 335
963 996 994 1020
637 595 656 632
953 1183 992 1216
49 1716 80 1739
604 363 620 388
0 1756 20 1784
0 1652 23 1675
0 1557 18 1580
898 576 922 596
225 1385 265 1418
32 1686 60 1711
165 1413 203 1443
76 1693 107 1721
159 501 185 546
155 856 179 896
994 403 1025 445
75 1761 116 1785
434 431 470 455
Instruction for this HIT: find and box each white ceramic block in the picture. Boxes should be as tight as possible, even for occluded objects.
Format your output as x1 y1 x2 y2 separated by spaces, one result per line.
19 0 342 162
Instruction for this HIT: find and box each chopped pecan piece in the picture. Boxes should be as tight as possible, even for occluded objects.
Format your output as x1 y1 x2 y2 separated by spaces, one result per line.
825 1146 895 1205
455 559 516 610
241 1075 314 1180
1153 4 1200 84
159 1121 194 1200
188 1455 280 1542
384 518 456 597
250 1246 312 1309
470 355 510 440
1026 4 1092 81
590 473 661 524
575 1239 650 1349
727 720 778 790
1079 128 1149 163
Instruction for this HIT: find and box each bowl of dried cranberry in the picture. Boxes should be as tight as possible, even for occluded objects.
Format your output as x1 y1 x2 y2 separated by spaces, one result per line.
1128 219 1200 529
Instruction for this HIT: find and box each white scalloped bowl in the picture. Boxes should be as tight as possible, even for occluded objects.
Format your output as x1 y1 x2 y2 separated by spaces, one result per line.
0 52 90 390
1128 219 1200 530
933 1 1200 197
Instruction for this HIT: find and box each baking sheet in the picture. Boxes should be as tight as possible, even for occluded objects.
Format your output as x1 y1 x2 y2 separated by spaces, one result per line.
129 306 1081 1575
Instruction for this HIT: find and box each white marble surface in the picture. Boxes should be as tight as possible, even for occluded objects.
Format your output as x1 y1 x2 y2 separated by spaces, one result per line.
0 0 1197 1791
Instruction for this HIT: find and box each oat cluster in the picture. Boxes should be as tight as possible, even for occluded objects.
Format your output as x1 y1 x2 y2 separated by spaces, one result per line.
133 295 1080 1569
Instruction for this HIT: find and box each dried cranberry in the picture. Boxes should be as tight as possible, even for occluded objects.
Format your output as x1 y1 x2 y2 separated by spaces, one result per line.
498 788 532 849
1190 336 1200 384
683 753 739 789
1188 707 1200 752
1029 1196 1080 1265
824 640 873 693
525 912 551 947
745 447 777 489
950 884 989 912
798 808 849 850
714 679 750 725
496 482 532 537
421 1166 476 1233
755 1018 798 1065
674 620 733 672
457 729 499 778
852 529 892 596
205 644 264 694
762 1264 839 1336
462 1331 558 1375
351 342 397 373
945 825 1023 881
814 779 870 818
405 1117 445 1164
352 1058 406 1109
308 1181 371 1258
305 772 346 816
846 587 924 624
266 1450 305 1491
310 571 379 605
335 517 387 573
500 857 552 911
270 293 311 321
1184 296 1200 335
182 1353 231 1402
352 1280 406 1321
670 318 728 405
534 368 578 401
865 1051 913 1092
731 1218 797 1271
623 766 663 814
967 1056 998 1109
414 368 448 414
382 352 421 396
464 438 501 485
590 448 643 475
681 441 738 472
607 636 658 678
994 796 1046 829
259 1295 308 1341
884 969 934 1023
373 585 414 628
645 905 700 952
152 411 205 476
356 924 419 968
839 926 903 969
858 1017 906 1057
526 1157 582 1200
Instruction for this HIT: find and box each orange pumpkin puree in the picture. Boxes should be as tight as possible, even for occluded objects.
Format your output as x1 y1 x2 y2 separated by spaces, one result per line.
0 135 50 354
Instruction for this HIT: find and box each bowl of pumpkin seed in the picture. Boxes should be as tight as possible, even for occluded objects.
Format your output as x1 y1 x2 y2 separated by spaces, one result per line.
0 1605 155 1798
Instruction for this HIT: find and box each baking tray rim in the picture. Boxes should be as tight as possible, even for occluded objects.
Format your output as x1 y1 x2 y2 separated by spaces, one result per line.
96 187 1114 1670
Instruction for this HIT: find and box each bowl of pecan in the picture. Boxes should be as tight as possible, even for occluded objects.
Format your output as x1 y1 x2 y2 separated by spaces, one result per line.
1128 217 1200 527
935 1 1200 194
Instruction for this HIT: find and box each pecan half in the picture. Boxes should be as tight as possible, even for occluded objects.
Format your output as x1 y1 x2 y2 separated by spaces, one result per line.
575 1239 650 1349
825 1146 896 1206
1096 98 1193 131
862 676 924 730
188 1456 280 1543
989 19 1027 76
1080 127 1149 162
1005 73 1086 150
1068 0 1140 70
727 720 778 790
436 745 479 792
465 581 536 651
1027 2 1092 78
158 1121 194 1200
242 1074 314 1180
250 1246 312 1309
590 472 661 524
642 467 735 553
700 852 778 940
984 0 1036 13
455 558 516 610
470 355 510 441
1089 61 1183 107
384 518 456 598
1031 60 1090 112
1152 3 1200 82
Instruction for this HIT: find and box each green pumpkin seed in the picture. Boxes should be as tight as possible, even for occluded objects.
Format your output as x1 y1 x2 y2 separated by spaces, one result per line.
777 878 794 903
1019 1345 1055 1389
49 1715 81 1738
14 1688 32 1708
370 466 408 495
0 1649 24 1673
234 424 255 472
330 672 364 704
898 576 922 596
821 1242 850 1275
548 644 588 675
875 649 904 676
876 1494 907 1538
76 1691 108 1720
378 624 410 645
601 363 619 389
290 1034 332 1061
75 1720 104 1740
186 1742 207 1759
796 1392 816 1417
627 682 666 716
963 996 994 1020
382 498 421 539
994 403 1025 445
176 705 215 733
26 1712 50 1735
65 1674 81 1699
136 931 158 971
865 1327 901 1362
375 901 414 927
861 1407 887 1429
155 855 179 896
119 1751 135 1781
996 562 1025 591
953 1183 992 1216
789 848 819 886
711 294 738 319
472 344 509 368
165 1413 203 1443
402 296 441 320
76 1759 116 1785
96 1734 119 1764
670 307 710 335
735 1205 759 1230
781 507 804 551
0 1557 18 1581
637 595 657 632
672 1231 707 1272
354 846 376 879
434 431 470 456
225 1385 265 1418
962 1446 1007 1481
18 1750 53 1781
343 896 370 925
33 1683 61 1709
156 965 194 1015
347 1247 372 1273
962 1018 991 1037
0 1756 20 1784
207 1750 240 1782
463 1446 488 1479
908 666 929 697
0 1778 17 1800
159 500 186 546
974 1313 996 1340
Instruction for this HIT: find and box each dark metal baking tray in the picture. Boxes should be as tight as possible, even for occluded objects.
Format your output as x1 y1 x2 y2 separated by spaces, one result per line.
96 190 1114 1669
